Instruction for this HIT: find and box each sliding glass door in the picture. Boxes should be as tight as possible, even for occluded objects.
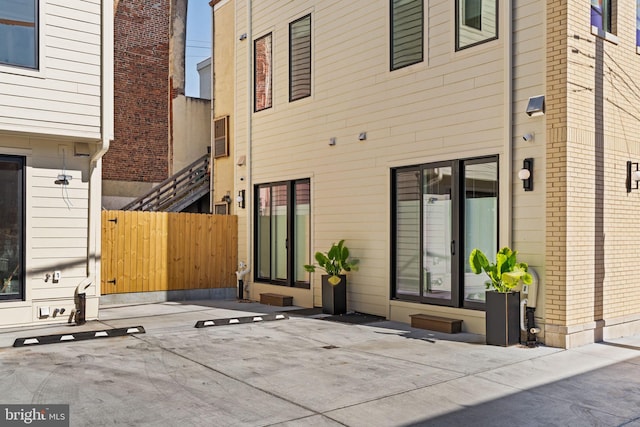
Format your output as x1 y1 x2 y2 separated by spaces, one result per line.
0 155 24 301
392 156 498 308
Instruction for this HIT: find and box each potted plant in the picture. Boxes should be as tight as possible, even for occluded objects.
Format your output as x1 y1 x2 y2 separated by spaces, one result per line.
469 247 532 346
304 240 359 315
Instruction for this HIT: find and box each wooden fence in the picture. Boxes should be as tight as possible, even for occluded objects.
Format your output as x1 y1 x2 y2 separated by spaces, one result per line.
101 211 237 294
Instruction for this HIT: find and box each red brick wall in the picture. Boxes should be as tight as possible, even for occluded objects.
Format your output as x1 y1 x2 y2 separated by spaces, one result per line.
104 0 170 182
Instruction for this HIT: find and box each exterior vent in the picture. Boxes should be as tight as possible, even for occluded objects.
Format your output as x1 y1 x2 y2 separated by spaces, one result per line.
214 202 229 215
214 116 229 158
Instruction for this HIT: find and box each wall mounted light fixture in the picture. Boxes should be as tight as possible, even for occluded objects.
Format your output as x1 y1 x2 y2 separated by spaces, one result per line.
526 95 545 117
519 158 534 191
626 161 640 192
237 190 245 209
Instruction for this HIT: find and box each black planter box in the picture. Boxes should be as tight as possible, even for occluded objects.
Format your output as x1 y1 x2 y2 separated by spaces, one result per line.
322 274 347 315
485 291 520 346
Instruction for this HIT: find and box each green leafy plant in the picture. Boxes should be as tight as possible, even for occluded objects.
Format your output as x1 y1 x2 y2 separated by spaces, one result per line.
469 247 532 293
303 240 359 286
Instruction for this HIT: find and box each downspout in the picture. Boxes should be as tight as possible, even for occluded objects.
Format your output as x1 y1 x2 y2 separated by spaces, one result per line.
502 0 513 246
209 1 216 212
244 0 253 298
76 0 114 323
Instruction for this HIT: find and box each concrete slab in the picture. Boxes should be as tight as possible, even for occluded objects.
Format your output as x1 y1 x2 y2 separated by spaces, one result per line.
1 299 639 426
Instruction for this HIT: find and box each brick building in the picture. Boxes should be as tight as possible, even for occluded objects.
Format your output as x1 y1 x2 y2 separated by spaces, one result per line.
104 0 211 210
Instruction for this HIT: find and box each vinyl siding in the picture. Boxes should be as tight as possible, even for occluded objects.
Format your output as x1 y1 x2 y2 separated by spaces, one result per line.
0 0 102 140
235 0 508 316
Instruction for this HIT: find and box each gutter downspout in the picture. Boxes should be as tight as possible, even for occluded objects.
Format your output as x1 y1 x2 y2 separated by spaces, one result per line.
209 1 216 212
244 0 253 298
502 0 513 246
76 0 114 322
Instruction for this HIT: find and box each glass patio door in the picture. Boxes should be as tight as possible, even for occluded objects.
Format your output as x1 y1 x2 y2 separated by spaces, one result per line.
0 155 24 300
422 165 453 301
393 156 498 308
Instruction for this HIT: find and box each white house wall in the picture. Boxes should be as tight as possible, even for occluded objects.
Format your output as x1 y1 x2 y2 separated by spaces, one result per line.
0 0 103 140
0 0 111 328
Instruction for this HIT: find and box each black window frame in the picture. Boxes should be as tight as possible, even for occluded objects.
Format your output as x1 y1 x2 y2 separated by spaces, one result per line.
254 179 311 289
0 0 39 69
0 155 25 301
591 0 615 35
455 0 499 51
390 0 424 71
289 13 312 102
390 155 499 310
254 32 273 112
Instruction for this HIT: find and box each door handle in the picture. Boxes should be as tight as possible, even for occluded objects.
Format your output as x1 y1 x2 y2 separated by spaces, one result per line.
450 240 455 255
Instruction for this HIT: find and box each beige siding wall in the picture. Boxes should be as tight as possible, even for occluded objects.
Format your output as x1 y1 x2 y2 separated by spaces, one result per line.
512 1 547 336
213 1 237 214
232 0 521 324
0 0 103 140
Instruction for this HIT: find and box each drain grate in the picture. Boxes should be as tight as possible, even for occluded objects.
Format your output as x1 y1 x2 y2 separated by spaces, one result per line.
322 345 339 349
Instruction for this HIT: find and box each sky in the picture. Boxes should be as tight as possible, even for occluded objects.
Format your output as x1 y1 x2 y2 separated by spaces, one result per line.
185 1 213 98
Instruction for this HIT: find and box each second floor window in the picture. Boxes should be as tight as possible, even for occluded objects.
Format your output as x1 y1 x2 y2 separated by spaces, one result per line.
289 14 311 101
456 0 498 50
636 0 640 47
0 0 38 69
390 0 423 70
591 0 614 34
254 33 272 112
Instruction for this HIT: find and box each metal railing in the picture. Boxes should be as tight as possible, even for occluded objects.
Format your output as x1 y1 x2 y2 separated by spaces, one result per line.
122 154 210 212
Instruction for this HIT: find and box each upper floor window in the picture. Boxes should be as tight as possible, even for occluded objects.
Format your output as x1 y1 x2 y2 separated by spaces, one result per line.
636 0 639 47
0 0 38 69
289 14 311 102
591 0 615 35
456 0 498 50
254 33 272 112
390 0 423 70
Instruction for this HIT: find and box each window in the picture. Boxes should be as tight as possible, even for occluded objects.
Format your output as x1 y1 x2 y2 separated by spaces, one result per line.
390 0 423 70
0 155 24 301
254 33 272 112
255 179 310 288
0 0 38 69
213 116 229 158
392 156 498 309
456 0 498 50
591 0 614 34
636 0 640 47
289 14 311 101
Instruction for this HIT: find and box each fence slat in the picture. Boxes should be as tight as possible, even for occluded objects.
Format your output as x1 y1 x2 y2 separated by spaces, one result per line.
101 211 237 295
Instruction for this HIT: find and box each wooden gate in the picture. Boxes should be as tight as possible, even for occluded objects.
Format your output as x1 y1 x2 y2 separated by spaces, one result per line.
101 211 237 294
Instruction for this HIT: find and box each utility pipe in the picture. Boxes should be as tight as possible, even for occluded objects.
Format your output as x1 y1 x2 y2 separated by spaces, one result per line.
243 0 253 298
75 0 113 324
502 0 513 246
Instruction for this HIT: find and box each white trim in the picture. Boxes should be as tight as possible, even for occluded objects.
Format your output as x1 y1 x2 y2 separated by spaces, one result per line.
637 46 640 55
213 0 230 12
590 25 619 45
0 147 33 157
